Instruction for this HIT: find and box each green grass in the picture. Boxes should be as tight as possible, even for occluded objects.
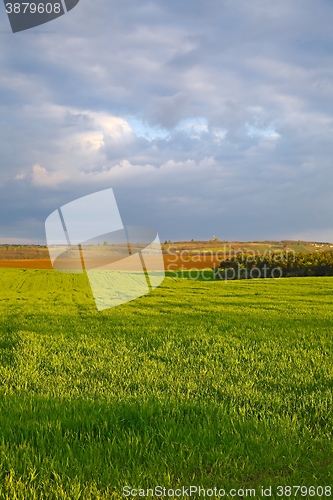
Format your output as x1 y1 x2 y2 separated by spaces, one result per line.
0 268 333 498
289 245 309 253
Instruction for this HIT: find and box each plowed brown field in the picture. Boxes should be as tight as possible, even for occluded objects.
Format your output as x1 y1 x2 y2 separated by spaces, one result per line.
0 256 219 270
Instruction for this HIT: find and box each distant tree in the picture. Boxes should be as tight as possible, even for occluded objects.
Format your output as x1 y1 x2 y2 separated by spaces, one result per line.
103 241 108 246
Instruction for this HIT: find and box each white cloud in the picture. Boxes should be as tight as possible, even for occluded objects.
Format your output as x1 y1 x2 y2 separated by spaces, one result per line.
32 164 70 187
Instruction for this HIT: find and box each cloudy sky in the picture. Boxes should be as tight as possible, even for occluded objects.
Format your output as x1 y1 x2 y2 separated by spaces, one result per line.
1 0 333 243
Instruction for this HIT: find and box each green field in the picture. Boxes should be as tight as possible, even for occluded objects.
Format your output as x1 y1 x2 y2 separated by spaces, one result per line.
0 268 333 499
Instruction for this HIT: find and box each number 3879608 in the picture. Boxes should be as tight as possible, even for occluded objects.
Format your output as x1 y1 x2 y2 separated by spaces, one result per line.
5 3 62 14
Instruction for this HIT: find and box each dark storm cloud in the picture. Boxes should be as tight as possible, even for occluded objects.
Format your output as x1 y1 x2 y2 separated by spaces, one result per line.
1 0 333 242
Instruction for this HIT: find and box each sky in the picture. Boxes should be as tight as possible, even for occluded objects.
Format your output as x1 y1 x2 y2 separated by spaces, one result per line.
1 0 333 243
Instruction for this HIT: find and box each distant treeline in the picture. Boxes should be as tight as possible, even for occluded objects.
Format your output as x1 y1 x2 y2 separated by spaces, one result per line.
215 251 333 280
